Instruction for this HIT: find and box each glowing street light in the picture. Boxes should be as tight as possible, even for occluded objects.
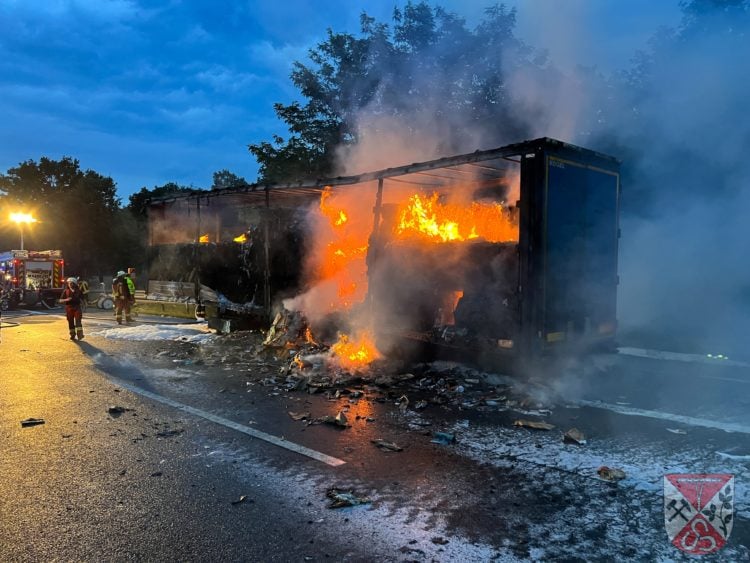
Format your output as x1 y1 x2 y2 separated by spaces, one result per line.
9 212 37 250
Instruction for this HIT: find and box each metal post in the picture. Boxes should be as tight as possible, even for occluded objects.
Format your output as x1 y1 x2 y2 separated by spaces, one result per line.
196 198 201 243
371 178 384 236
365 178 385 309
19 225 23 251
263 187 271 319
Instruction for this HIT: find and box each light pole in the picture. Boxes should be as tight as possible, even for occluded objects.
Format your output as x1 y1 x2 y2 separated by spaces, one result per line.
9 212 37 250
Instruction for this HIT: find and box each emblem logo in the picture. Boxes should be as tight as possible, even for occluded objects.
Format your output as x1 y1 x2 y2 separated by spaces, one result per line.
664 473 734 555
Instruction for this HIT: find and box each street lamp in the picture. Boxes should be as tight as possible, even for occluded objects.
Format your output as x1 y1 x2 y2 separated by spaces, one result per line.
9 212 37 250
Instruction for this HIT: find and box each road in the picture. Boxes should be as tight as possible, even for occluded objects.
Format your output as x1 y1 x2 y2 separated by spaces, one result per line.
1 308 749 561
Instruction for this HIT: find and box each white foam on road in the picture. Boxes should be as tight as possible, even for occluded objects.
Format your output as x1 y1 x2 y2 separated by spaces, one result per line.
93 322 216 343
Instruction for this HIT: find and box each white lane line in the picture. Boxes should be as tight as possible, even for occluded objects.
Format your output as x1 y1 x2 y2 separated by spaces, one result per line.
618 347 750 368
577 399 750 435
692 374 750 385
112 379 346 467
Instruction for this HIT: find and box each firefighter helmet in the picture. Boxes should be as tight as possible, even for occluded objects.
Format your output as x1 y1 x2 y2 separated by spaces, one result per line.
116 270 126 277
66 277 78 284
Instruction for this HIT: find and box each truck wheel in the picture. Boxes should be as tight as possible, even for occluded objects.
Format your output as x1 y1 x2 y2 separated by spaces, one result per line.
24 290 39 307
0 298 8 311
41 295 58 309
98 296 114 310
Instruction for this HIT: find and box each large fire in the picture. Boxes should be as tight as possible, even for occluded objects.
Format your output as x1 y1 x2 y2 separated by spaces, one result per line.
330 332 382 370
313 187 370 310
395 193 517 243
299 181 519 369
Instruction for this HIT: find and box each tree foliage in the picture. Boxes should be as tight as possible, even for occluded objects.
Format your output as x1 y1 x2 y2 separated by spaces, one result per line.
211 170 250 190
126 182 198 217
249 2 536 183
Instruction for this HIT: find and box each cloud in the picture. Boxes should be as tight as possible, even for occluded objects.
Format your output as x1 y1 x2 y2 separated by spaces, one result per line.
248 40 309 74
194 65 262 93
1 0 139 22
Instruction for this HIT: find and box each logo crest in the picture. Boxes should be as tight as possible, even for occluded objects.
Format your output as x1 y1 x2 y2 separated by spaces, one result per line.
664 473 734 555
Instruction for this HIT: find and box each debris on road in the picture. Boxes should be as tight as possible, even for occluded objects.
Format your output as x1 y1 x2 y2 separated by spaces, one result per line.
666 428 687 435
399 545 426 556
288 411 311 421
20 418 45 427
326 488 371 509
563 428 587 445
231 495 253 505
371 439 403 452
397 395 409 413
431 536 450 545
155 429 184 438
320 411 349 428
597 466 626 481
107 405 131 416
514 419 555 431
431 432 456 445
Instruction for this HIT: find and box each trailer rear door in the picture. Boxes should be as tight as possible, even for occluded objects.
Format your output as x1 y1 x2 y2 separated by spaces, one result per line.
544 156 619 344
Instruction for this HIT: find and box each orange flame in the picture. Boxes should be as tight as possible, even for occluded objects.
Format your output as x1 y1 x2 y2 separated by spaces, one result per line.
395 193 518 243
234 233 248 243
320 187 349 226
313 187 370 311
305 327 318 345
440 290 464 325
331 332 381 370
199 234 209 243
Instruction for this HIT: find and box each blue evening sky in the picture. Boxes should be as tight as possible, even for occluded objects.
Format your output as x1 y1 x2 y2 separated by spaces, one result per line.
0 0 682 201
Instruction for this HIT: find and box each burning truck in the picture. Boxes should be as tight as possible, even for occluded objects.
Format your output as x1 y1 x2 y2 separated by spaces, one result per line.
146 137 620 372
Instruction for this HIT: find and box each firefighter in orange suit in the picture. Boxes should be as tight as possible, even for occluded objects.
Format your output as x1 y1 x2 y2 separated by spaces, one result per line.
113 270 134 324
59 277 84 340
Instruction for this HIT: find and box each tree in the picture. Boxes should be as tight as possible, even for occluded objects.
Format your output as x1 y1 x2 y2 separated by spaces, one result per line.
0 157 123 276
126 182 199 217
249 2 538 183
211 170 250 190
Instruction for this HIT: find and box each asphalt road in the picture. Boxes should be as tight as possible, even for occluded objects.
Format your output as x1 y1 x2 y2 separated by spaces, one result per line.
2 308 750 562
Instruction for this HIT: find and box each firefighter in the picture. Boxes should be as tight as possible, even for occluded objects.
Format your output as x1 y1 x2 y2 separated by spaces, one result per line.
59 277 84 340
125 268 137 318
125 268 136 299
78 277 90 311
112 270 134 324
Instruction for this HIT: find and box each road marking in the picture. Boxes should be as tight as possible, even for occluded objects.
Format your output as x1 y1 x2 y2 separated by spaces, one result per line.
626 367 750 386
112 379 346 467
618 347 750 368
577 399 750 435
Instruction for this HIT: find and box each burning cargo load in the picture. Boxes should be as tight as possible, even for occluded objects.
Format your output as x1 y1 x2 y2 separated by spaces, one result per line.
147 138 620 372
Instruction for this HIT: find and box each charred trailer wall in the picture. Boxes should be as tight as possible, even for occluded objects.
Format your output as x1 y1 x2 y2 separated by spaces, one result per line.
146 200 308 316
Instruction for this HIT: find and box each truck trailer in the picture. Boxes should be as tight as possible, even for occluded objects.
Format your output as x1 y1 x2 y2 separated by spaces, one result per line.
146 137 620 370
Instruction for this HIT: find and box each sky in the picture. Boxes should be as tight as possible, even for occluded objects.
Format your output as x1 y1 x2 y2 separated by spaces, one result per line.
0 0 683 202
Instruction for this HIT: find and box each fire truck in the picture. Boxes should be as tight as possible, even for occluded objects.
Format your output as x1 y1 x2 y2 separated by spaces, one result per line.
0 249 65 310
